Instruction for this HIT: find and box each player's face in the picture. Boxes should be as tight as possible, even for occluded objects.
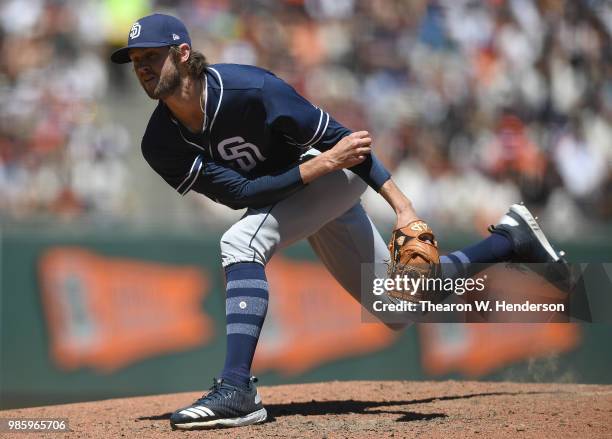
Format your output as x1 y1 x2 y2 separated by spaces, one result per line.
129 47 180 99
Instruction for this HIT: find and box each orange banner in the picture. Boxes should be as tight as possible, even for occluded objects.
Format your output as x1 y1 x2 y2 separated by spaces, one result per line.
420 323 580 377
420 265 580 376
39 247 212 373
254 256 399 376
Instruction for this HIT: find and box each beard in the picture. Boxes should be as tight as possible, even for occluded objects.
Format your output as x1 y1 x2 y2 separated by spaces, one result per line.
142 59 181 100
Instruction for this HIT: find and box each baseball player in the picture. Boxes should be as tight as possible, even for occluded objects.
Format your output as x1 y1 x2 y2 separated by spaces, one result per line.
111 13 566 430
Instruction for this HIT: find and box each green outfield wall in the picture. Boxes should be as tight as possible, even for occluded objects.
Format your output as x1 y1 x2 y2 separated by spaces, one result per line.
1 226 611 409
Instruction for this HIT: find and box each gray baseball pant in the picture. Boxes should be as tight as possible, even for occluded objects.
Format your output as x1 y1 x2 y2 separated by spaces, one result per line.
219 167 405 329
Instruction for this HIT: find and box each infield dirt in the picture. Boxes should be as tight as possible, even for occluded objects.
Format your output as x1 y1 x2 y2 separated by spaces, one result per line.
2 380 611 438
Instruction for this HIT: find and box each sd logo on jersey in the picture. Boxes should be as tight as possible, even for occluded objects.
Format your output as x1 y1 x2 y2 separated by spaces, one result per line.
218 136 266 172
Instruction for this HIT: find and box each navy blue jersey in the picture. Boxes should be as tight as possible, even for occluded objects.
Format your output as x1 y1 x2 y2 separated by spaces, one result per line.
142 64 390 209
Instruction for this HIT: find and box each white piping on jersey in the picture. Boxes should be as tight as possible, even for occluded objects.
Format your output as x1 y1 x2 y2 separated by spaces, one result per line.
177 155 203 195
168 67 221 155
176 155 201 192
201 73 208 132
181 158 203 195
207 67 224 133
170 68 223 196
292 108 323 146
307 111 329 149
170 117 207 152
282 110 329 150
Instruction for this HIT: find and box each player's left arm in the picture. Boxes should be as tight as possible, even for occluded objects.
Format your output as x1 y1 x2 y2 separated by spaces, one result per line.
262 73 390 192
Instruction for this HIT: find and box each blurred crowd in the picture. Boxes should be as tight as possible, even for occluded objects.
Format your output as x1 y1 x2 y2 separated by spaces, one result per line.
0 0 135 221
1 0 611 236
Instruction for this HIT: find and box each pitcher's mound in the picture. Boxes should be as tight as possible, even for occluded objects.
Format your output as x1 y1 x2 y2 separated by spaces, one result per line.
2 381 611 438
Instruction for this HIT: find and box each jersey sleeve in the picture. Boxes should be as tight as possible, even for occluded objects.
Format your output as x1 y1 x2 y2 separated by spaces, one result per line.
143 141 305 209
262 73 391 191
141 132 200 193
262 73 330 151
141 110 305 209
191 158 305 209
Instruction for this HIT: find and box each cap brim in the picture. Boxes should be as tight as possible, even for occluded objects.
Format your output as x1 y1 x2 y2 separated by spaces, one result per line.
110 42 173 64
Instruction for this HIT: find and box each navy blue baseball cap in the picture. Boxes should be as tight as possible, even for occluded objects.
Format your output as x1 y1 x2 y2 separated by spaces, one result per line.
111 13 191 64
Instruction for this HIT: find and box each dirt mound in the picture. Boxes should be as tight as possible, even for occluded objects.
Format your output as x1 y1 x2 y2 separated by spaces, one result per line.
2 381 611 438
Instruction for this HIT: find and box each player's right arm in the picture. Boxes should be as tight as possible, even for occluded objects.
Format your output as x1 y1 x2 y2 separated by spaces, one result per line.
262 73 389 191
261 72 420 228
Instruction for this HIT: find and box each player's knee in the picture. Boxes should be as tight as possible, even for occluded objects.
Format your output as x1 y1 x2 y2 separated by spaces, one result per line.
220 227 267 266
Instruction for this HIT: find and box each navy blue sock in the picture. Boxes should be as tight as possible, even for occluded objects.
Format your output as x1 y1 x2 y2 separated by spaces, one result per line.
441 234 513 279
220 262 268 389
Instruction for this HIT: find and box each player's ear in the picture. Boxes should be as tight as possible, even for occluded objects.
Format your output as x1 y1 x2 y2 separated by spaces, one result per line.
177 43 191 63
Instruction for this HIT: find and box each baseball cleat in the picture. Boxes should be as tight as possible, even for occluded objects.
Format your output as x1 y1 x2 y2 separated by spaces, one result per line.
170 377 267 430
489 204 574 292
488 203 564 263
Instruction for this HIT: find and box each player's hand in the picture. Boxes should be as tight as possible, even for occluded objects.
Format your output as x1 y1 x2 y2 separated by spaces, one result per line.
325 131 372 170
299 131 371 184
